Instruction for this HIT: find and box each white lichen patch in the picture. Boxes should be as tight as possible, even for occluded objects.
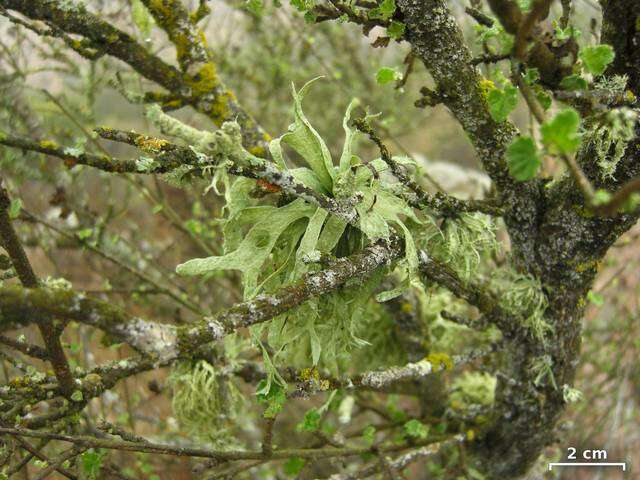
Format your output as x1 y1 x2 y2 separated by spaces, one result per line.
359 359 433 389
117 317 179 361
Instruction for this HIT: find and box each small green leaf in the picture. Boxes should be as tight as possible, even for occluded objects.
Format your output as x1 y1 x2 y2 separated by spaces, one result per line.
535 88 552 110
297 408 321 431
379 0 396 18
579 44 615 76
376 67 400 85
76 228 93 240
541 108 581 154
283 457 306 476
362 425 376 445
387 21 405 40
506 136 541 181
245 0 264 15
487 84 518 122
80 449 104 480
523 68 540 85
256 380 286 418
592 189 612 206
587 291 604 306
559 74 588 91
70 390 84 402
404 419 429 439
8 199 21 220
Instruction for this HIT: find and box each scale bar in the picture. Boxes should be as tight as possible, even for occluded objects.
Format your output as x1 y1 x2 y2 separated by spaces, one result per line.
549 462 626 471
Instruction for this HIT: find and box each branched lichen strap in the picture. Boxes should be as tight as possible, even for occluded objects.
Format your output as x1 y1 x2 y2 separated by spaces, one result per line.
145 106 360 223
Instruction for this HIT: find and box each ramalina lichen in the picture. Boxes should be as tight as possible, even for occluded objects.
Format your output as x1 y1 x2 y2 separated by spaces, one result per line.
423 213 499 282
167 359 244 445
165 79 427 383
492 269 552 344
582 76 638 180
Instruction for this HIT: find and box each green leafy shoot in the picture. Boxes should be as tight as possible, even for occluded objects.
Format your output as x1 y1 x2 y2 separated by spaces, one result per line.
404 419 429 439
297 408 321 432
487 84 518 123
506 136 541 181
256 379 287 418
387 21 405 40
283 457 306 476
579 44 615 77
559 74 588 91
376 67 401 85
541 108 582 155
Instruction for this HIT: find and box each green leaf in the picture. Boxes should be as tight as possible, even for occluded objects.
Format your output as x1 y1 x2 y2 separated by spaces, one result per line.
8 199 21 220
376 67 400 85
523 68 540 85
387 21 405 40
506 136 541 181
379 0 396 18
535 88 552 110
587 291 604 306
404 419 429 439
297 408 321 431
362 425 376 445
487 84 518 122
559 74 588 91
70 390 84 402
256 380 287 418
541 108 582 154
80 449 104 480
76 228 93 240
283 457 306 476
245 0 264 15
579 44 615 76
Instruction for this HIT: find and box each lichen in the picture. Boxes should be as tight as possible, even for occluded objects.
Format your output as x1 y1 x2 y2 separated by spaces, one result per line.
584 106 638 180
425 352 453 371
167 359 244 446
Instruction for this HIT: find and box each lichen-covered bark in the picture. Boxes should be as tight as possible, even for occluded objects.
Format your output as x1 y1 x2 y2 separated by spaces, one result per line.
0 240 400 360
0 0 269 151
601 0 640 95
398 1 640 477
397 0 543 267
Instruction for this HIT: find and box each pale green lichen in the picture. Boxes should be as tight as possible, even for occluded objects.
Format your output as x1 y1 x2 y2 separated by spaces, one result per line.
449 371 497 413
562 384 583 403
41 276 73 290
172 82 425 380
584 106 638 180
530 354 557 389
582 76 637 179
493 270 552 344
167 359 244 445
424 212 499 281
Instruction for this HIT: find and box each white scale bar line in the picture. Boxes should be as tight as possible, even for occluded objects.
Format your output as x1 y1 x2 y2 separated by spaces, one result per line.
548 463 626 471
